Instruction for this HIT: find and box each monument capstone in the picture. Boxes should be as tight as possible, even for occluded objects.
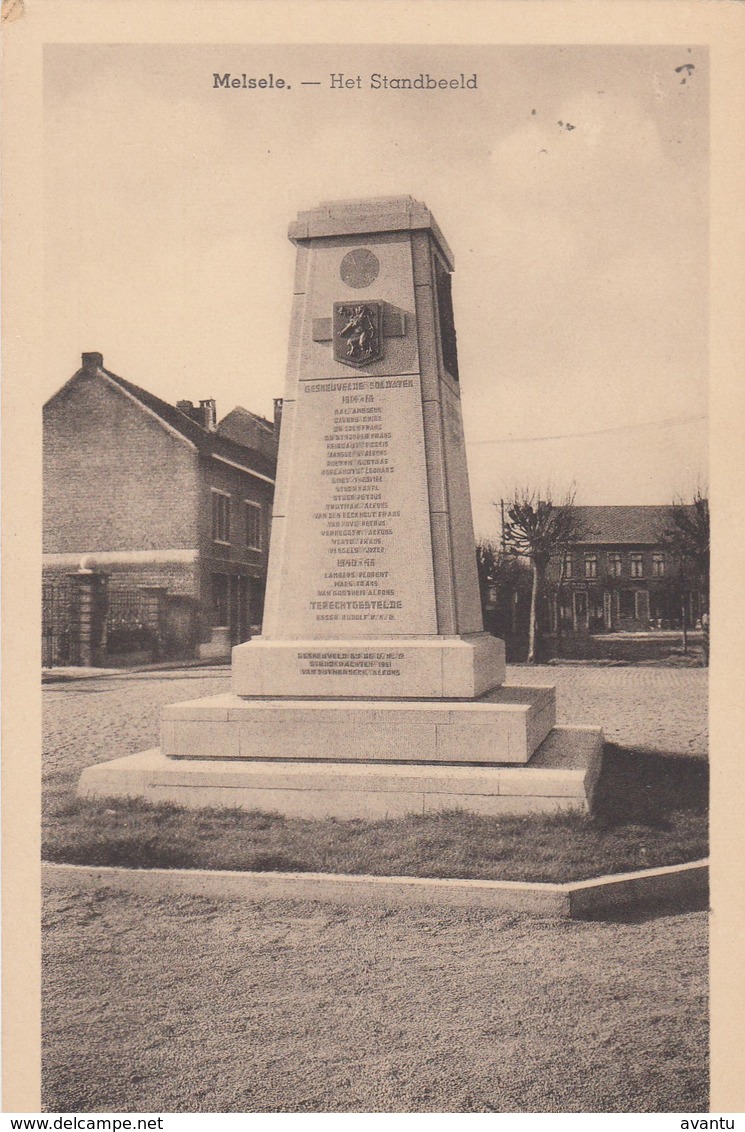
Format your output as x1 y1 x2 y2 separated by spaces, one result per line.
79 196 603 817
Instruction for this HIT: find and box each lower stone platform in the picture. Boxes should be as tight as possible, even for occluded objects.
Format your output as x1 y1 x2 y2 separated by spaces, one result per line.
77 725 604 818
161 685 556 766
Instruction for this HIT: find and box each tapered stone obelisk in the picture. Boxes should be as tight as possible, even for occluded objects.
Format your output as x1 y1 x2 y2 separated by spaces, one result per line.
78 198 603 817
233 195 505 700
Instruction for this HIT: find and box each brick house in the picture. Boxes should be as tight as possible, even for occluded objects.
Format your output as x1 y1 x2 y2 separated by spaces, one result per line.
548 505 706 634
43 352 278 660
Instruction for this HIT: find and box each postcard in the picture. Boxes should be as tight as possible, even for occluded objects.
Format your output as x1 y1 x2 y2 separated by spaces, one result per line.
3 0 744 1117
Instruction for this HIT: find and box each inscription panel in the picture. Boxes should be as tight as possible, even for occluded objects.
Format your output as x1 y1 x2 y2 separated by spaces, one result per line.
297 650 405 678
274 375 437 640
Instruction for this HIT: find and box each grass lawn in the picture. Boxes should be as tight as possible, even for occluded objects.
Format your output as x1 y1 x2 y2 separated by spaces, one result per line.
43 745 708 882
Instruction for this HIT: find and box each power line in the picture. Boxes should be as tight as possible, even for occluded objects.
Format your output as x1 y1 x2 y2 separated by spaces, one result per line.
466 413 707 446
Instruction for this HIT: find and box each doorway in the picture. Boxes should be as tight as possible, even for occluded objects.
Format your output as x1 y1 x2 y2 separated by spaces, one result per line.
573 590 588 632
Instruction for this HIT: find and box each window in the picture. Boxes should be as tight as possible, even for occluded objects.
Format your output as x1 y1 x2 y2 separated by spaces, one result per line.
212 491 231 544
245 501 262 551
584 554 597 579
563 555 573 579
630 553 644 578
652 553 665 577
608 552 622 578
635 591 650 622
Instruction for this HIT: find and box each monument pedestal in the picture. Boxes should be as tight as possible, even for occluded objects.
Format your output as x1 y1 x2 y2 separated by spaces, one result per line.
231 632 505 700
78 197 604 820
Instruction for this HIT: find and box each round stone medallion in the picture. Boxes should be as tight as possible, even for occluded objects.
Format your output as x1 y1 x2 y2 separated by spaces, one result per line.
339 247 380 289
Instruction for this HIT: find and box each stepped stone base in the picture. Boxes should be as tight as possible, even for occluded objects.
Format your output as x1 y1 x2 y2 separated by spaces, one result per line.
161 684 556 766
231 633 506 700
77 726 603 818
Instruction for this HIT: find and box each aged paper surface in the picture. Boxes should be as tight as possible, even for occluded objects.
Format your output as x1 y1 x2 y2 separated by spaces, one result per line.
3 0 744 1115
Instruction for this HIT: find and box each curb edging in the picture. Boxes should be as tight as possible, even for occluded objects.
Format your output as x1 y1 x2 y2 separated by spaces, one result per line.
42 859 709 919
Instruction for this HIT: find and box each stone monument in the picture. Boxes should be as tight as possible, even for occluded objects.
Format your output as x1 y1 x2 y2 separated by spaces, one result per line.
80 197 603 817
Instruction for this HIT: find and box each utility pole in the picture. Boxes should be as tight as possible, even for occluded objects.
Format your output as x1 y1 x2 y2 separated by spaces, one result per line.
500 498 506 553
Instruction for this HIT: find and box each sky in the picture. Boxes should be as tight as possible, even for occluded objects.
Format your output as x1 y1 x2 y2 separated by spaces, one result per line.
43 43 708 536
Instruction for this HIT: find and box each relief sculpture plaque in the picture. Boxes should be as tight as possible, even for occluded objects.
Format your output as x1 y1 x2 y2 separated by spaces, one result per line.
333 302 383 368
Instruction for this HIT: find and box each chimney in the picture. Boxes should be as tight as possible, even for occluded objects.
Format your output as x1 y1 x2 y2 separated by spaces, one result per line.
82 352 103 372
200 398 217 431
273 398 284 435
176 397 217 430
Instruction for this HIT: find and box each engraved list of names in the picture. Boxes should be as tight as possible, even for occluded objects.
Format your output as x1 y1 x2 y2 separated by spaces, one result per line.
277 375 438 640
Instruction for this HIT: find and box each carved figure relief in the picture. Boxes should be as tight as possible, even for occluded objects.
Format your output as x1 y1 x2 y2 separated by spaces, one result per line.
333 302 383 367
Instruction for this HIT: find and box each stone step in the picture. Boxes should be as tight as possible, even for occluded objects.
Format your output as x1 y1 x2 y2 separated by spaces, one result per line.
77 725 603 818
161 684 556 766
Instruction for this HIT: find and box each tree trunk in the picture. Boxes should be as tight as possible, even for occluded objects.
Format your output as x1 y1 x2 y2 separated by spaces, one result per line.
555 561 567 660
526 561 542 665
681 592 688 654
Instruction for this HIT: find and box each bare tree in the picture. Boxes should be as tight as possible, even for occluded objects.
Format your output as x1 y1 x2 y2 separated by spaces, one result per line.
500 488 585 664
659 490 709 657
476 538 502 609
475 537 531 642
665 490 710 590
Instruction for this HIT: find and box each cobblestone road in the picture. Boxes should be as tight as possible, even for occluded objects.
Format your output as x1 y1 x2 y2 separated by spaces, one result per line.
44 667 232 788
510 665 707 759
43 663 708 800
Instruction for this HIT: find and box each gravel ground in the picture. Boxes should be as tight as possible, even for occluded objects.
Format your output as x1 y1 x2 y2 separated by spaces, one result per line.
42 888 708 1113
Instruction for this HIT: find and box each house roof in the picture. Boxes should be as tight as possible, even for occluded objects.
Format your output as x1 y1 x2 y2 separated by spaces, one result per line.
217 405 278 455
218 405 275 435
573 505 686 545
50 359 277 482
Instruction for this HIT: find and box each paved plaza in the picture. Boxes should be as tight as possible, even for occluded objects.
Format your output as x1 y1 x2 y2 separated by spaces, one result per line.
517 665 707 759
43 663 708 800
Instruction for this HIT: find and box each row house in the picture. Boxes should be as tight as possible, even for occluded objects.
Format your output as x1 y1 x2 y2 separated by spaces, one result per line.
548 505 705 634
